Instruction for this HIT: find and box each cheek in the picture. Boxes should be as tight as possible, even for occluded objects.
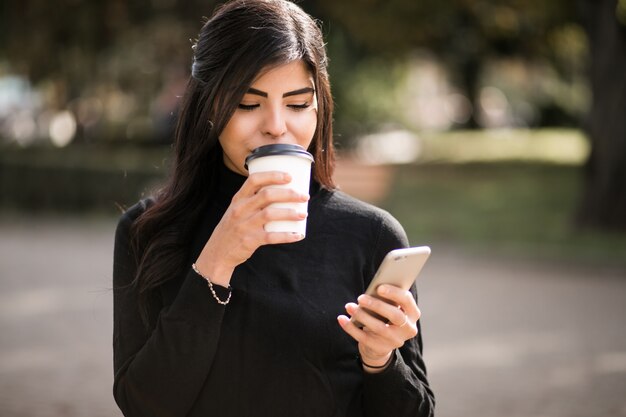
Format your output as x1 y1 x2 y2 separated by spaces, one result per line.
294 109 318 144
220 115 256 150
222 114 253 139
218 116 251 167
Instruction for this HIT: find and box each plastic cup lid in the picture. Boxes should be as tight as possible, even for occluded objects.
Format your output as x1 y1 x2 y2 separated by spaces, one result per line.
245 144 314 170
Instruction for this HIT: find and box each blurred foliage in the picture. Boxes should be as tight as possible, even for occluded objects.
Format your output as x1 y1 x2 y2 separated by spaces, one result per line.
0 0 591 147
313 0 577 56
311 0 586 133
618 0 626 25
385 162 626 268
1 0 209 83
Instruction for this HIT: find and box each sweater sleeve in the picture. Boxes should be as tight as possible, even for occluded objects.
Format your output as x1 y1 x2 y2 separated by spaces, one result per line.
361 210 436 417
112 201 230 417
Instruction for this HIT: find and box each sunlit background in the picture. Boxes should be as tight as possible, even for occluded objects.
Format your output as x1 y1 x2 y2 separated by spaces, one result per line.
1 1 625 416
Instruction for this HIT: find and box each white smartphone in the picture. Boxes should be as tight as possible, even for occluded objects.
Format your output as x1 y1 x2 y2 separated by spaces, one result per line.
351 246 431 328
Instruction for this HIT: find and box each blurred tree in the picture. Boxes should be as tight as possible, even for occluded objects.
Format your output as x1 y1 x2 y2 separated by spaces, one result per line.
577 0 626 231
0 0 221 142
0 0 586 140
312 0 579 128
0 0 219 83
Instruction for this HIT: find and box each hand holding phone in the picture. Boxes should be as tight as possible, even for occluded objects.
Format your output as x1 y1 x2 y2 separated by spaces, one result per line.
351 246 431 328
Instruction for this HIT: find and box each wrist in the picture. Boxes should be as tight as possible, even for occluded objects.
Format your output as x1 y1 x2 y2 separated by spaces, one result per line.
360 352 393 373
194 259 234 287
191 263 232 306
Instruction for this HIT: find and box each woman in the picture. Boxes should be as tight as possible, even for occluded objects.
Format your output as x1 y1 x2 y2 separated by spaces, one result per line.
113 1 435 416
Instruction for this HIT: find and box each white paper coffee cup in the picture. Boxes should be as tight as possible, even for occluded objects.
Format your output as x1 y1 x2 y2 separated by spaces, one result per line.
245 144 314 236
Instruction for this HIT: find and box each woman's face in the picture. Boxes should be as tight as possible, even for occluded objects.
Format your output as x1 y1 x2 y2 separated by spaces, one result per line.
218 60 318 176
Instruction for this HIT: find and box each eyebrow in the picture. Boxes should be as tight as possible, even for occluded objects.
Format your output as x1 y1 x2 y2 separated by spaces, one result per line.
246 87 315 98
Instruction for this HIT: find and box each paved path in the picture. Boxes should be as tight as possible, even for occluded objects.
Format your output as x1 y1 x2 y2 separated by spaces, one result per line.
1 218 625 417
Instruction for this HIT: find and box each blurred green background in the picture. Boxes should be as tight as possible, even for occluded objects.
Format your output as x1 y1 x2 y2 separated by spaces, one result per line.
1 0 625 265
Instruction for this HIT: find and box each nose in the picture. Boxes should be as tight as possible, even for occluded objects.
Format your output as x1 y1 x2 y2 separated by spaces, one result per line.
262 106 287 139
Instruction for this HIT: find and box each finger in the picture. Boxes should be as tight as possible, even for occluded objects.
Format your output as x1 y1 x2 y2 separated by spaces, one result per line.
337 315 369 344
357 294 408 327
236 171 292 198
263 231 306 245
339 315 400 358
228 188 308 225
250 187 309 212
345 302 394 337
252 207 308 228
233 228 304 256
376 285 421 321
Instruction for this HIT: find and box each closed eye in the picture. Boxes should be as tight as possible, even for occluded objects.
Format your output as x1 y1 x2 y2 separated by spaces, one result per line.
288 103 311 110
238 103 259 111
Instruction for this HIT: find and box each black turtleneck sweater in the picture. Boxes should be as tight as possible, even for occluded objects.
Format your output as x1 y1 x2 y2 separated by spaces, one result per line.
112 162 434 417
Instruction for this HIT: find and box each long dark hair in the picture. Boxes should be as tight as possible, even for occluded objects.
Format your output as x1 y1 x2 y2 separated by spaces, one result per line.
130 0 335 323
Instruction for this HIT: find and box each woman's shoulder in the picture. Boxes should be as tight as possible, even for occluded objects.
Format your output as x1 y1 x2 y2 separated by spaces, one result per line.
318 188 407 240
320 187 392 218
115 197 156 236
123 197 156 219
316 188 410 267
113 198 157 283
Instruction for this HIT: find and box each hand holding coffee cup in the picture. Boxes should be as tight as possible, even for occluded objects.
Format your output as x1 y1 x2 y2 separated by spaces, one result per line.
245 144 314 237
194 157 310 288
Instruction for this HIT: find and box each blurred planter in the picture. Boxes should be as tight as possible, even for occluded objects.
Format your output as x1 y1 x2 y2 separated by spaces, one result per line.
0 144 170 215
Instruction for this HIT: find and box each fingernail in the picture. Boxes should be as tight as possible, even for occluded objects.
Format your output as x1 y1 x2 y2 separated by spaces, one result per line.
379 285 389 295
357 295 369 306
297 212 308 219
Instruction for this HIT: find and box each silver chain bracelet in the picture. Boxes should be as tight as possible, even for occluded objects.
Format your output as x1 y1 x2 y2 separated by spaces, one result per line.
191 263 232 305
